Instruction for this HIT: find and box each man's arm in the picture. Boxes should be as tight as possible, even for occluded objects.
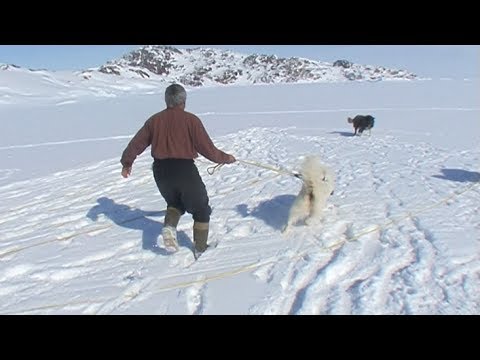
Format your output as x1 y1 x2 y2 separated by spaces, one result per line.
193 118 235 164
120 118 153 176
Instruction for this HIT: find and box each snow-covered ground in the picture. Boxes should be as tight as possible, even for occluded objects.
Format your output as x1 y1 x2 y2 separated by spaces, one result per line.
0 78 479 314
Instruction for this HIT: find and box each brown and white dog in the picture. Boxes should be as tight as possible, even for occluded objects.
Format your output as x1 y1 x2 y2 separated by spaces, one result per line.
282 156 335 233
348 115 375 136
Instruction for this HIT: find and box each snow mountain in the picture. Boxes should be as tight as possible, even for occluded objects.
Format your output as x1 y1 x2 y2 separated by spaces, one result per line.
1 46 418 106
92 45 418 86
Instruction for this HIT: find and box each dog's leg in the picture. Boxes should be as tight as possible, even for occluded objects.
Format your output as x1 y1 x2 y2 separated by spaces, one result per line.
284 209 303 231
282 212 300 234
283 193 309 233
282 207 296 234
304 192 316 225
306 198 325 225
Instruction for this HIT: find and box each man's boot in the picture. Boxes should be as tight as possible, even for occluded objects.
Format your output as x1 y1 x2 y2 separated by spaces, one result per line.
162 207 181 251
193 221 209 259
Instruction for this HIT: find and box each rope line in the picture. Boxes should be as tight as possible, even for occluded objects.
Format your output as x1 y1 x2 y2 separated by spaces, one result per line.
2 156 478 313
4 181 478 314
143 180 479 295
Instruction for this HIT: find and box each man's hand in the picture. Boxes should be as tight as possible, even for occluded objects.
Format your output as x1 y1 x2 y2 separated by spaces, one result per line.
121 166 132 178
225 154 236 164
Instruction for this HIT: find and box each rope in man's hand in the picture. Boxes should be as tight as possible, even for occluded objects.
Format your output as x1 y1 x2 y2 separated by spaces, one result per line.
207 163 225 175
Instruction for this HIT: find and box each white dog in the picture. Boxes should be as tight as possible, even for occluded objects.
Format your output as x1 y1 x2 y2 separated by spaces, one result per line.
282 156 335 233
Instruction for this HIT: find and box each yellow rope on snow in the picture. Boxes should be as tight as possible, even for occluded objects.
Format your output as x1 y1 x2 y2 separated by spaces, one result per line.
146 180 480 294
5 180 478 314
238 159 300 178
199 157 299 178
0 160 281 260
323 180 479 251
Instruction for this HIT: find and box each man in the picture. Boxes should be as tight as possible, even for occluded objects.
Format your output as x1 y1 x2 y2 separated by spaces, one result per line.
120 84 236 258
